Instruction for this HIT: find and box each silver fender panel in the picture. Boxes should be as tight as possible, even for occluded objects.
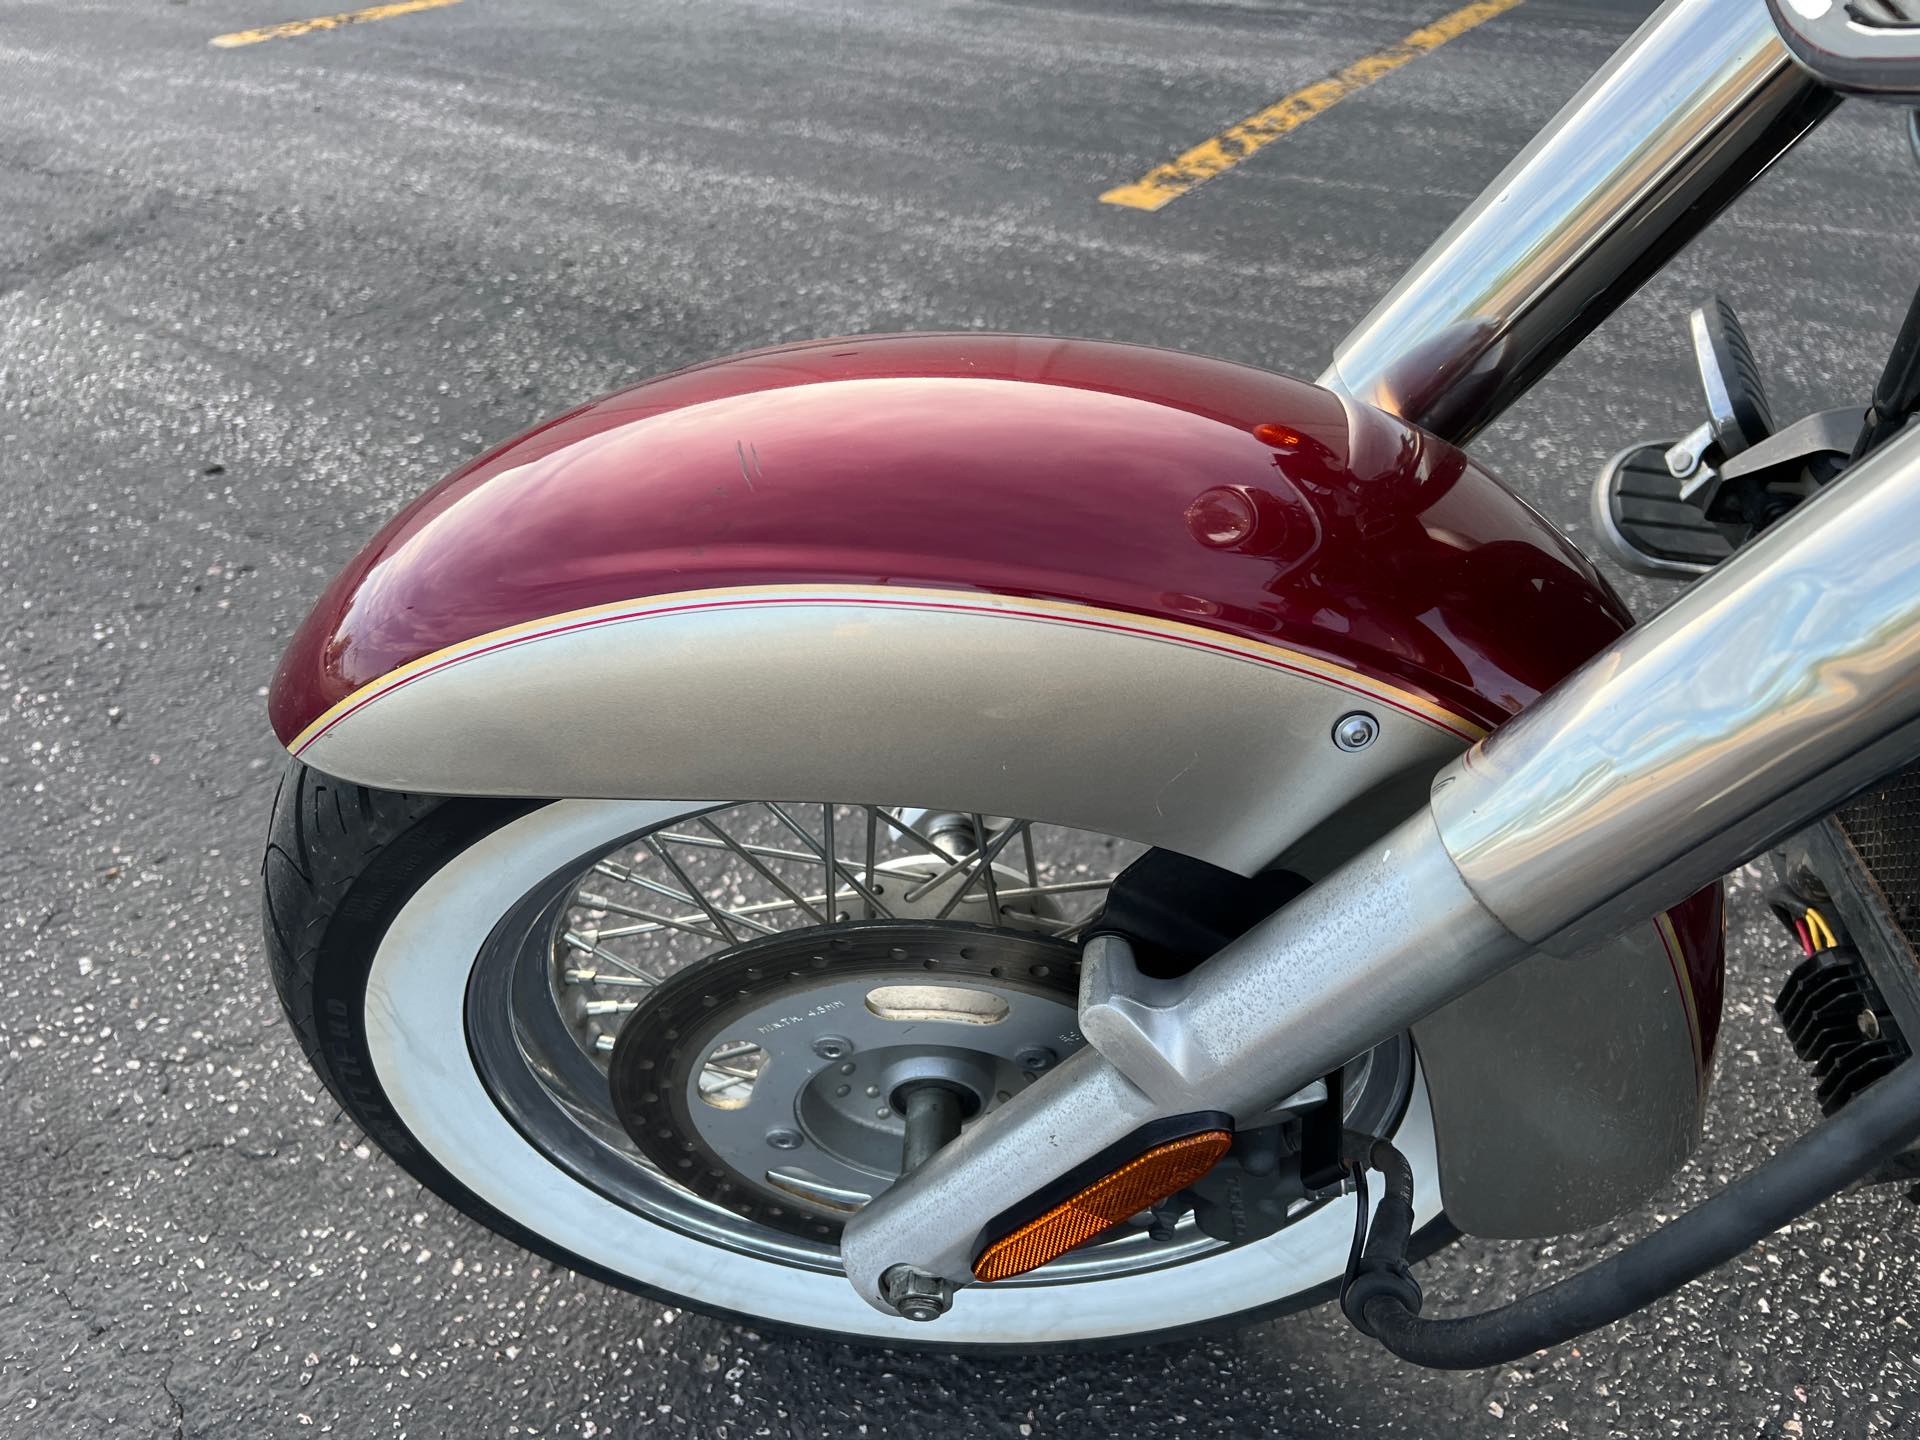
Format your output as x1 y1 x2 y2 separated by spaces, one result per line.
297 584 1706 1238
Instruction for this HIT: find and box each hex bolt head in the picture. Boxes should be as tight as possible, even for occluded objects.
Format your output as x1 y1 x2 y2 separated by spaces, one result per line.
765 1128 803 1150
1015 1046 1055 1072
813 1036 853 1060
1332 712 1379 752
881 1265 955 1322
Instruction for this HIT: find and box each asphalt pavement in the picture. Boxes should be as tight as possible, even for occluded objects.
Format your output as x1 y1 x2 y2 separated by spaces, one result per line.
4 0 1920 1434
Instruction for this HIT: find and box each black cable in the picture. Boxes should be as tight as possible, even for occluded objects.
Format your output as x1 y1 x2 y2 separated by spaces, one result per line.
1852 276 1920 460
1340 1059 1920 1370
1340 1160 1369 1305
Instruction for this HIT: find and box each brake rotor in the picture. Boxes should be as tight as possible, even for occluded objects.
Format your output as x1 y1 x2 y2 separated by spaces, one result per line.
608 922 1082 1241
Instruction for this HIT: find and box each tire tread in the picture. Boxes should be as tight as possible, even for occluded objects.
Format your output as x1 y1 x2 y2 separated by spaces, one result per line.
261 760 453 1109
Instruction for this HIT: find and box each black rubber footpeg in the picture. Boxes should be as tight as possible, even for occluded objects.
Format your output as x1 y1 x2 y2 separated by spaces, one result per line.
1694 295 1776 455
1592 441 1737 578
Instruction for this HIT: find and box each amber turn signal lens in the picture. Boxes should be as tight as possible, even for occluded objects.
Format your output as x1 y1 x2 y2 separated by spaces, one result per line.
972 1130 1232 1282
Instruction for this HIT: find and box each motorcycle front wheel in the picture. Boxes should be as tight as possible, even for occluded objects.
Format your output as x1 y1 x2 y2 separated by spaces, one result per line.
263 761 1449 1349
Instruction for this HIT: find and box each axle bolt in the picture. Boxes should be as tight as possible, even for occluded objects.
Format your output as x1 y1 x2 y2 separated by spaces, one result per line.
765 1128 803 1150
897 1080 968 1174
813 1036 853 1060
881 1264 955 1323
1333 712 1379 752
1015 1046 1055 1072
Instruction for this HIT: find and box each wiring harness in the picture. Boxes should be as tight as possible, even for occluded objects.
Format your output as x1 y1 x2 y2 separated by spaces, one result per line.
1336 1055 1920 1369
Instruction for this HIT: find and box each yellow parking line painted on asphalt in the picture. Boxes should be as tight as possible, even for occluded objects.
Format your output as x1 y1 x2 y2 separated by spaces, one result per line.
210 0 463 48
1099 0 1529 212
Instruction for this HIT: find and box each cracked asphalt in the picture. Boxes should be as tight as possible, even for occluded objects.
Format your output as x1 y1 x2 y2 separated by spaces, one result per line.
4 0 1920 1434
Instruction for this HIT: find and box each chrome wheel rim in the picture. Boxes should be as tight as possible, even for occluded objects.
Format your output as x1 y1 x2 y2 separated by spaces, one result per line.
464 800 1413 1283
371 798 1443 1342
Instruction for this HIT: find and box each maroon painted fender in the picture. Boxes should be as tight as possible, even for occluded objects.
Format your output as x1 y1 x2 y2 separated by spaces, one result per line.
269 332 1722 1059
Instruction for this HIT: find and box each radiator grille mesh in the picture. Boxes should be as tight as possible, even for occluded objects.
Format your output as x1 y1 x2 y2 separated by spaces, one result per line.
1838 761 1920 942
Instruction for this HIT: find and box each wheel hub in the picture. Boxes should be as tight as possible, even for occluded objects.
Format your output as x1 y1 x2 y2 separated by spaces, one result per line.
608 922 1082 1240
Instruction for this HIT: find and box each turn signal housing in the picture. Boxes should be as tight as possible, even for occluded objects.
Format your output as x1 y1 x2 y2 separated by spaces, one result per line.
972 1129 1232 1282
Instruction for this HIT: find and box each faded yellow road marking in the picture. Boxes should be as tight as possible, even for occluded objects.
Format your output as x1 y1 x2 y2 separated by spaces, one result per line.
1100 0 1529 212
211 0 462 48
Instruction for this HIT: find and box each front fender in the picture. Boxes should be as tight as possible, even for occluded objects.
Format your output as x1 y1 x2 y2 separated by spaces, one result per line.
270 332 1722 1237
274 333 1630 753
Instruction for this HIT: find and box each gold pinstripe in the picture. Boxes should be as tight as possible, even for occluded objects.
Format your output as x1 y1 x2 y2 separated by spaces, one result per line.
286 583 1490 754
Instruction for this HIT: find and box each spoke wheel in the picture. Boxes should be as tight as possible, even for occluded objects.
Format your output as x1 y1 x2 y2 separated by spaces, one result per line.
467 800 1410 1279
268 770 1448 1347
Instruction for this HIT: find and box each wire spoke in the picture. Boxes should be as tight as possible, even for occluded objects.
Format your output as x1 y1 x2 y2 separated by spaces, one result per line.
822 803 837 916
562 930 667 975
865 806 878 895
573 895 730 945
897 846 976 904
594 891 828 939
592 856 645 884
598 861 781 940
764 802 898 920
972 814 1003 925
599 842 797 942
1031 916 1090 938
867 807 961 863
641 835 751 944
564 967 659 988
931 817 1025 921
652 832 872 870
690 816 830 926
584 999 641 1017
901 819 1027 904
955 879 1115 901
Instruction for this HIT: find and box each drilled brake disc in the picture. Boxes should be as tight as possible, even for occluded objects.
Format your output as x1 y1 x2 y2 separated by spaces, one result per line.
608 922 1082 1242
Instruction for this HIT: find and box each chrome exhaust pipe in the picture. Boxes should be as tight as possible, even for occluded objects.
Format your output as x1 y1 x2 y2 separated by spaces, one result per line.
842 420 1920 1315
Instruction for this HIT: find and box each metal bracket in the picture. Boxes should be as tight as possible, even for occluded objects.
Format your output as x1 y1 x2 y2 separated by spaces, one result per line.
1079 934 1329 1118
1666 419 1721 488
1077 935 1202 1108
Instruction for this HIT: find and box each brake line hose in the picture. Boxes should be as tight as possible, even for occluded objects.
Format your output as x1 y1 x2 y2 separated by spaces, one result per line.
1339 1060 1920 1370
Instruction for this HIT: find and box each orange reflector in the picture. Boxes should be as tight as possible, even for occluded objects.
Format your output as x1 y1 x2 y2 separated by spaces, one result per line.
973 1130 1232 1282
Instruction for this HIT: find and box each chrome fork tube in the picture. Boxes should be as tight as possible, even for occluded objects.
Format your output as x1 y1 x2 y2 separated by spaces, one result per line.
1433 419 1920 954
1320 0 1834 446
843 422 1920 1315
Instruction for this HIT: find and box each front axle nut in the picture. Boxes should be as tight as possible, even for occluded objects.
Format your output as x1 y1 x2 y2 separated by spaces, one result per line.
880 1264 955 1322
